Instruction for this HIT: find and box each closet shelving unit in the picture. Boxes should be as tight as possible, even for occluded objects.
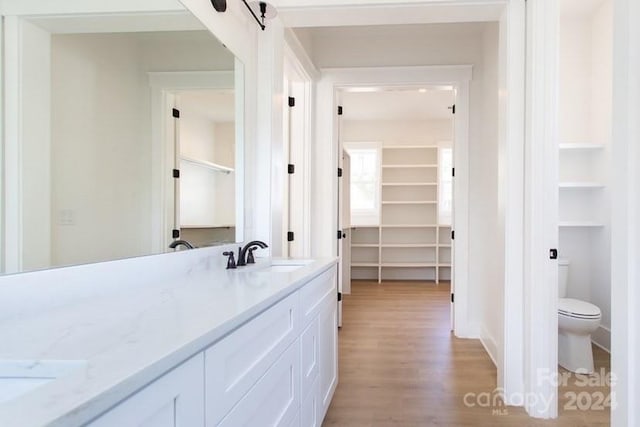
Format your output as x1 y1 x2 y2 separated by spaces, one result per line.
558 143 606 228
351 146 451 284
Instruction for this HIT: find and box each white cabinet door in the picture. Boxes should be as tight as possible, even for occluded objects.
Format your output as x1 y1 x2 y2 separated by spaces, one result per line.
300 316 319 400
87 354 204 427
301 378 320 427
318 298 338 420
205 292 299 426
217 340 300 427
288 411 301 427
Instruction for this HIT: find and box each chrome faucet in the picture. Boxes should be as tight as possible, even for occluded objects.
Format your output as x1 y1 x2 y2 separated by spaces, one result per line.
169 239 194 250
237 240 268 266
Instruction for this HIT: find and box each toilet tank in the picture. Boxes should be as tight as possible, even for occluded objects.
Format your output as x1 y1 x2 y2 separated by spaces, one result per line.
558 258 569 298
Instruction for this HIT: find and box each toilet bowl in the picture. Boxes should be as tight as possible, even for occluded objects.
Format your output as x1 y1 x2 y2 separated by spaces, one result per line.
558 260 601 373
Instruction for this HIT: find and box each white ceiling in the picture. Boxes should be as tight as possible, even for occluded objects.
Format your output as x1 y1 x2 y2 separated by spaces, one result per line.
341 88 455 121
295 21 487 42
29 11 204 34
275 1 504 28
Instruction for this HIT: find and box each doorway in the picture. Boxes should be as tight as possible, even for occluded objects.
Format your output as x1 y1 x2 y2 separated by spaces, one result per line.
316 66 472 338
168 89 237 249
340 86 456 311
149 68 245 252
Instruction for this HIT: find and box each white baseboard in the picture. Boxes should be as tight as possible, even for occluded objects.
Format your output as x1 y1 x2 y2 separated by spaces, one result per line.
454 321 480 340
591 325 611 353
480 326 498 368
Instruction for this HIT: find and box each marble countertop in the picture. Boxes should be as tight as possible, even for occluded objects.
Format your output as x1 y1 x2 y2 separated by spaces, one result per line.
0 257 337 427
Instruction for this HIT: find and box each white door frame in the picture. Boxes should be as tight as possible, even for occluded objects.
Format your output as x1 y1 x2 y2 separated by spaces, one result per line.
523 0 559 418
283 40 315 258
611 0 640 425
314 65 472 336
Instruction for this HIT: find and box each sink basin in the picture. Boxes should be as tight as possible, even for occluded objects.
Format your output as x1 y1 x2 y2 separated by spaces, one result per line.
256 259 315 273
0 360 87 404
259 265 306 273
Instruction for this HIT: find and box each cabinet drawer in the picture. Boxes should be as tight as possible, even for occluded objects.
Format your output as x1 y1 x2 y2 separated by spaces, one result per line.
87 354 204 427
205 292 299 426
299 268 336 327
300 316 319 400
217 340 300 427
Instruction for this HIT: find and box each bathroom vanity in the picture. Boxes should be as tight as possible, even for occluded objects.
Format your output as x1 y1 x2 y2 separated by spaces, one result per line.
0 257 338 427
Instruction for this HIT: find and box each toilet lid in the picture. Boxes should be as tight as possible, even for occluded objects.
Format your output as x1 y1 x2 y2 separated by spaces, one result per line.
558 298 601 318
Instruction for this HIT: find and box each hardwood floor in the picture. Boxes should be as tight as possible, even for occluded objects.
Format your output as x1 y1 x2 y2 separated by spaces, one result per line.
323 281 611 427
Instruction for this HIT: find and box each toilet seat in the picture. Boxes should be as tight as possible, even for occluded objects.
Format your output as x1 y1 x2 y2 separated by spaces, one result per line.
558 298 601 319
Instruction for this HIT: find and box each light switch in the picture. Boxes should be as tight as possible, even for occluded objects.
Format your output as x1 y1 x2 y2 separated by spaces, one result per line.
59 209 76 226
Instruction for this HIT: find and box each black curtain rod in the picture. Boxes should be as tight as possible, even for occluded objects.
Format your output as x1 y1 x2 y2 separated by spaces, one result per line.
242 0 266 31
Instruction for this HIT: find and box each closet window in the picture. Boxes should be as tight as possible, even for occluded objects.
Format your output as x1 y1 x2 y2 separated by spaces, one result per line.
438 147 453 225
348 145 380 225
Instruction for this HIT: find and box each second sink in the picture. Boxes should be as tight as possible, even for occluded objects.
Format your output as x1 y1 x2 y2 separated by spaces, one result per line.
0 359 87 404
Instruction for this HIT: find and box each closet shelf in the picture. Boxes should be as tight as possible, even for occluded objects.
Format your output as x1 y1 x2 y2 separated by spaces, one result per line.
351 244 379 248
382 164 438 169
381 182 437 186
381 263 437 268
559 143 605 150
180 224 234 229
350 144 450 284
382 201 437 205
559 221 605 228
559 182 605 188
181 156 234 174
381 243 437 248
380 224 438 228
382 145 439 150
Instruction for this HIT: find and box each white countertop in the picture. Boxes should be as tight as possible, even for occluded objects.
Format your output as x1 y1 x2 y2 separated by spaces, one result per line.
0 257 337 427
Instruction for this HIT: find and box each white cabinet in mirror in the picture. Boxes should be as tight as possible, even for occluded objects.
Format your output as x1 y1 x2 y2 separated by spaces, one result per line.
2 10 245 274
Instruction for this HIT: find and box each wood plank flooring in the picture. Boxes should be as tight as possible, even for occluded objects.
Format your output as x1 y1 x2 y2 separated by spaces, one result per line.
323 281 611 427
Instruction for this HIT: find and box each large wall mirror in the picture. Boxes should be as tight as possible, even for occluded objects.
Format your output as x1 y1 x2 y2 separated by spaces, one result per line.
3 8 244 274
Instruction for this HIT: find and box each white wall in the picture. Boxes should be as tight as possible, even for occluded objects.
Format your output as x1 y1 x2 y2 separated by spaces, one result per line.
589 0 613 351
558 17 592 143
21 21 52 271
179 109 218 163
214 122 236 167
51 33 148 267
343 119 452 147
477 22 502 364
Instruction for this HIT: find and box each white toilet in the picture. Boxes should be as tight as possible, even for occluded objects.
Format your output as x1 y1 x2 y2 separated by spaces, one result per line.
558 259 602 373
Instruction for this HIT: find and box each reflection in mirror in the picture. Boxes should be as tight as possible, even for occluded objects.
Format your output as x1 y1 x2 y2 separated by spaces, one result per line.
176 90 236 247
8 11 243 274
